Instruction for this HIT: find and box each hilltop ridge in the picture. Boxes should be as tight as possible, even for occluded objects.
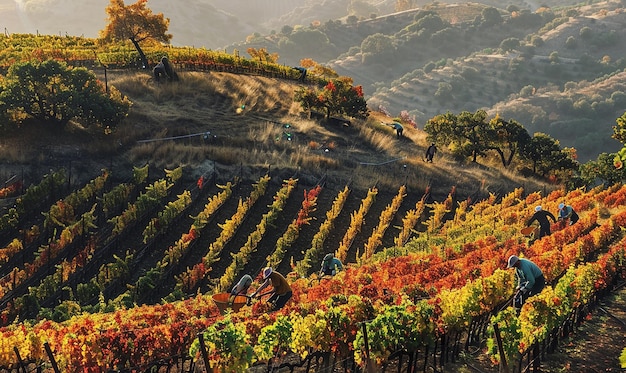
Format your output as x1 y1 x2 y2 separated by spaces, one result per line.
0 69 552 205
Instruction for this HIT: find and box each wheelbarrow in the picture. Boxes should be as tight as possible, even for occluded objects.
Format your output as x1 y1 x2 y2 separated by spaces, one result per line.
211 293 248 315
520 226 539 239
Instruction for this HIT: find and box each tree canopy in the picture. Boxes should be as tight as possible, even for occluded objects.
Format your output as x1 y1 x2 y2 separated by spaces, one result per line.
295 77 368 120
0 60 131 130
424 110 578 179
100 0 172 69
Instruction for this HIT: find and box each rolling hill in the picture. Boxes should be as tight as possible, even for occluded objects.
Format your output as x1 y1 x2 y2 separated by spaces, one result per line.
3 0 625 161
0 44 624 373
229 1 626 162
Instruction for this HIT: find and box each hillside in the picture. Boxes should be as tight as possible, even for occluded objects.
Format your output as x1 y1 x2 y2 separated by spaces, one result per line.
224 0 626 162
0 67 625 371
3 0 625 163
0 69 549 202
0 69 551 298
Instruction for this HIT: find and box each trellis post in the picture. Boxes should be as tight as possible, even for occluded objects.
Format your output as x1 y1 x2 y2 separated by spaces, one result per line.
43 342 60 373
13 346 27 373
492 323 509 373
197 332 211 372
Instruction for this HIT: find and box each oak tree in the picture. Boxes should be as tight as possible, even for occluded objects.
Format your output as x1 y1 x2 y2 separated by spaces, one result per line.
100 0 172 69
0 60 131 130
487 116 531 167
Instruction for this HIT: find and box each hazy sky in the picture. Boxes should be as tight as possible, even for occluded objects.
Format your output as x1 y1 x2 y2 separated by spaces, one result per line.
0 0 304 48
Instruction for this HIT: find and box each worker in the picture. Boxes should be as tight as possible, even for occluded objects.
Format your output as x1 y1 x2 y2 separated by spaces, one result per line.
153 57 169 82
230 274 252 297
293 66 307 82
507 255 545 309
425 143 437 162
319 253 344 276
251 267 292 311
391 122 404 138
526 205 556 239
558 202 579 225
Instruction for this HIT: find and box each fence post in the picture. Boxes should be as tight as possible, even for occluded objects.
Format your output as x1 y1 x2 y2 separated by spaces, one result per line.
492 323 509 373
13 346 27 373
361 322 377 373
43 342 61 373
197 332 211 372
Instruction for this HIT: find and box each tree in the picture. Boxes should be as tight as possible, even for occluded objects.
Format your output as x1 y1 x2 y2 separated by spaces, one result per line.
612 111 626 144
424 110 493 163
454 110 492 162
246 48 279 63
300 59 339 80
360 33 396 64
487 117 532 167
99 0 172 70
360 33 395 55
281 25 293 35
434 82 453 103
499 37 520 52
295 77 367 120
579 152 626 186
415 14 446 34
0 60 131 130
521 132 578 176
424 111 455 145
565 36 577 49
481 7 503 26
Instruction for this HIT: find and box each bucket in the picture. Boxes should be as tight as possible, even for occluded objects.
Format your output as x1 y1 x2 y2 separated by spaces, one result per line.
212 293 247 315
520 226 537 237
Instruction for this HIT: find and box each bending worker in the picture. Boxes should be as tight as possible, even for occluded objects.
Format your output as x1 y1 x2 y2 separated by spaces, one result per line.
251 267 292 311
526 205 556 239
425 143 437 162
391 122 404 138
231 274 252 296
320 253 344 276
507 255 545 308
558 202 579 225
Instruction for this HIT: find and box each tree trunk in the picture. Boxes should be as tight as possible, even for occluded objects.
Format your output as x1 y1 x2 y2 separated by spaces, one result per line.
505 149 516 167
130 38 149 69
494 148 506 167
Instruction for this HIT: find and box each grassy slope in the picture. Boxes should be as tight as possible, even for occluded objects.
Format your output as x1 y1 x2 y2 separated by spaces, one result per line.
231 1 626 163
104 70 553 199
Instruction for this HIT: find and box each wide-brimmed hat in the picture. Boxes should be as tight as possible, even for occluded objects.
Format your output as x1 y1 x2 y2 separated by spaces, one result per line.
507 255 519 268
262 267 273 280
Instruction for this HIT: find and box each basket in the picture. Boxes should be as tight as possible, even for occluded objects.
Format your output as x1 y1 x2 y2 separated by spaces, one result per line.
521 226 537 237
212 293 248 315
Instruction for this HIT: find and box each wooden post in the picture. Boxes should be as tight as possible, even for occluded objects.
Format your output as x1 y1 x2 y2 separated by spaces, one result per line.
13 346 27 373
361 322 376 373
43 342 61 373
492 323 509 373
197 332 211 372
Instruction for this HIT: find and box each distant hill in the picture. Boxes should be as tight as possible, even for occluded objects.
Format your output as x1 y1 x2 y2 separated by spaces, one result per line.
224 0 626 162
2 0 625 162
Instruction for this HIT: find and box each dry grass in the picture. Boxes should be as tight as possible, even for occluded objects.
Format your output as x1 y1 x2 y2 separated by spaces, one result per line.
0 143 28 163
0 69 557 203
356 123 397 154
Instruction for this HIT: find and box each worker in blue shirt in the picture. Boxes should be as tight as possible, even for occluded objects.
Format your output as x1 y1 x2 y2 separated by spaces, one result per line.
507 255 545 309
558 202 579 225
320 253 344 276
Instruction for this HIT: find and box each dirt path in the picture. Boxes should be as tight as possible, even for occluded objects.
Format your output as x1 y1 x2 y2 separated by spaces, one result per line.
540 285 626 373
